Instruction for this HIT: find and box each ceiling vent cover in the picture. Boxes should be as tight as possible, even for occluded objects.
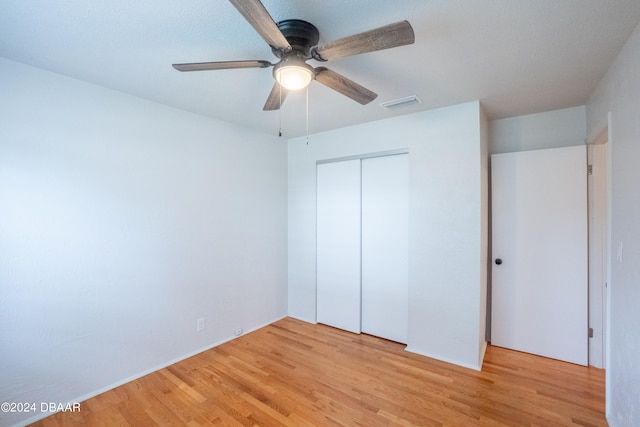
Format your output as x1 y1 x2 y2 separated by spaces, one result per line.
380 95 422 111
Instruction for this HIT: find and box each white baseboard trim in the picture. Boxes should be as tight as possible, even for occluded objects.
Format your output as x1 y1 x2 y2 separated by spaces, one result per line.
478 340 488 369
404 346 483 371
16 315 288 427
286 314 317 324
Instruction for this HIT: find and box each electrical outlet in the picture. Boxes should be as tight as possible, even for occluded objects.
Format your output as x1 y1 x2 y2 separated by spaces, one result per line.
197 317 206 332
617 241 624 263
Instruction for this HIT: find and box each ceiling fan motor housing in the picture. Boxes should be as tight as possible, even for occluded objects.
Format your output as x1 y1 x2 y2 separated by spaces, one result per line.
272 19 320 58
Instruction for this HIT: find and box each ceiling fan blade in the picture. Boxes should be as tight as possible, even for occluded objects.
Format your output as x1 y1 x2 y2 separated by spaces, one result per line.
172 60 272 72
228 0 291 51
263 82 289 111
313 21 415 62
314 67 377 105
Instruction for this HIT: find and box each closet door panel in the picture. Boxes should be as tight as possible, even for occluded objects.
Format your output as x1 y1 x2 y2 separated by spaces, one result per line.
316 160 361 333
361 154 409 343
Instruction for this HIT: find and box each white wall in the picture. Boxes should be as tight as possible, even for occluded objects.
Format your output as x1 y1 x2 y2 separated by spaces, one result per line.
586 20 640 426
0 58 287 426
490 106 586 154
288 101 488 370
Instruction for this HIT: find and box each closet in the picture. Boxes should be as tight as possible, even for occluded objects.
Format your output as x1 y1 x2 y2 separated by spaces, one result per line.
316 153 408 343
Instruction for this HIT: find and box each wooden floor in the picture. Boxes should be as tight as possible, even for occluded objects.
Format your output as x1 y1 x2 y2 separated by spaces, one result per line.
31 317 607 426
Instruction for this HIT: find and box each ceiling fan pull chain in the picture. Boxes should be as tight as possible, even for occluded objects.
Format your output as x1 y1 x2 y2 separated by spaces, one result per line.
306 86 309 145
278 83 282 137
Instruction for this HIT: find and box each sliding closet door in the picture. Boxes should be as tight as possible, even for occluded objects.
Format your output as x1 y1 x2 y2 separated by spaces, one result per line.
316 160 361 333
361 154 409 343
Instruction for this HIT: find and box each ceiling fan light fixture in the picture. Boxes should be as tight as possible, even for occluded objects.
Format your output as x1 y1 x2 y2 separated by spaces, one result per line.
273 59 314 91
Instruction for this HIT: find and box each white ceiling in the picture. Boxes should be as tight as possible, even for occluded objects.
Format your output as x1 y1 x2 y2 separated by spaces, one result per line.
1 1 639 138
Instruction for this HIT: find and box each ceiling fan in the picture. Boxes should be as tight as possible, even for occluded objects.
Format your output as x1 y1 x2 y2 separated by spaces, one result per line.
172 0 415 111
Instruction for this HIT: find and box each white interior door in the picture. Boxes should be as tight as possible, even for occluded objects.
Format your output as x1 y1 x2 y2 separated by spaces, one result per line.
316 160 361 333
491 146 588 365
361 154 409 343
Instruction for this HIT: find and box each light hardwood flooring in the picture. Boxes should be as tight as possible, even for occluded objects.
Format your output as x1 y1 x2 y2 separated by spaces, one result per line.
31 317 606 426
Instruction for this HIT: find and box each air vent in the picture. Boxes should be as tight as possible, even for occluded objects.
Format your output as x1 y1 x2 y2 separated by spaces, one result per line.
380 95 422 111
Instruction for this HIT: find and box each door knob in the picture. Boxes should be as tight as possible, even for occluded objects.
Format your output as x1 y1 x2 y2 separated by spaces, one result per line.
495 258 503 265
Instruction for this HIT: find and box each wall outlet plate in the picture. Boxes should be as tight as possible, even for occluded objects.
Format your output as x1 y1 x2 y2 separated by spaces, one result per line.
617 241 624 263
197 317 206 332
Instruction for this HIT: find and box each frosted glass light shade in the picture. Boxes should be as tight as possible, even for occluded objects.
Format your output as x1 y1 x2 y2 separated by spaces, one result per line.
274 60 314 91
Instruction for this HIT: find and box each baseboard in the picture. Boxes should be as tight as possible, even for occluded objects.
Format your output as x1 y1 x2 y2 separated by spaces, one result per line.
16 315 288 427
405 346 483 371
286 314 317 325
479 340 488 369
